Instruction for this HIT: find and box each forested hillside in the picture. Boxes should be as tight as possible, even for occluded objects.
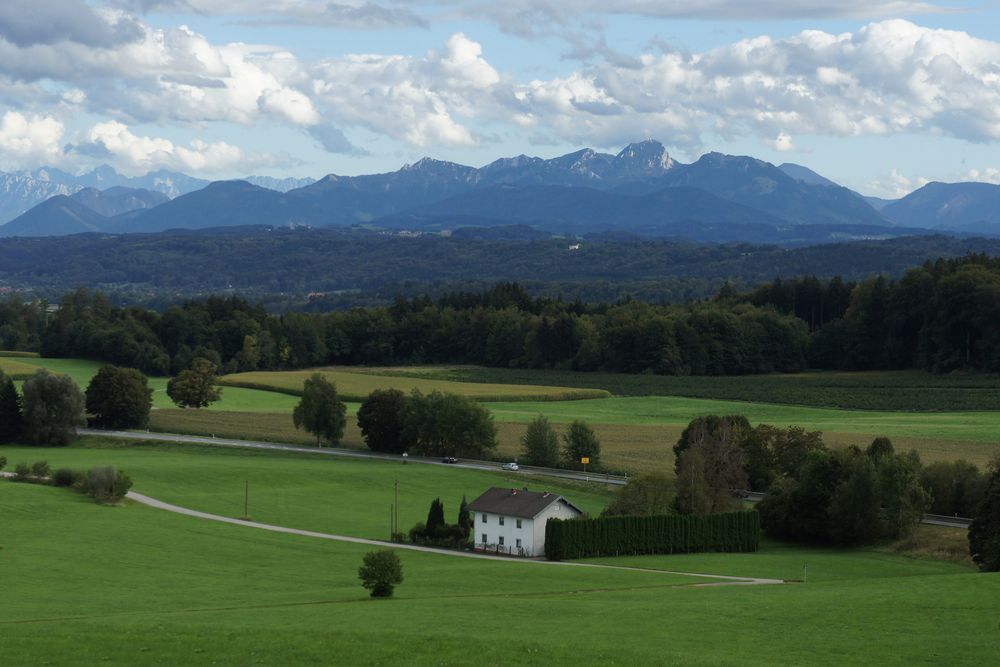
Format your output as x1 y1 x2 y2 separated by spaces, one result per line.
3 255 999 376
0 228 997 308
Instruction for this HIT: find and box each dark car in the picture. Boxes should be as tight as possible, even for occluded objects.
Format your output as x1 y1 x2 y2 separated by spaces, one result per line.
441 456 458 464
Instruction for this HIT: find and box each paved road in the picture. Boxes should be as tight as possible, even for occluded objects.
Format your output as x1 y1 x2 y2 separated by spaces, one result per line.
126 490 782 585
79 428 628 486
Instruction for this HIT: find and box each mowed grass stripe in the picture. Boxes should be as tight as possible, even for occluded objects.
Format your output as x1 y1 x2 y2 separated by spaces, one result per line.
220 368 610 402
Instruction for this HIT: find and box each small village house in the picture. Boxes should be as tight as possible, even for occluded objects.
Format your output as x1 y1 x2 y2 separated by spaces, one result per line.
467 487 584 557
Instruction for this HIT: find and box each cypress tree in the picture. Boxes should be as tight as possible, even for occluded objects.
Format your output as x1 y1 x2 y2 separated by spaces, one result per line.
0 372 23 442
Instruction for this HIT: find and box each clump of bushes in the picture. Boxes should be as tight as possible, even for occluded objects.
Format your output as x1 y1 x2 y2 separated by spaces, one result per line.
0 455 7 471
406 497 472 548
6 460 132 504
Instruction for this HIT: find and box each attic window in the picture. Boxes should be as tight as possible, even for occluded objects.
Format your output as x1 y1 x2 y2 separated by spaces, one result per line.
481 513 487 523
499 516 505 526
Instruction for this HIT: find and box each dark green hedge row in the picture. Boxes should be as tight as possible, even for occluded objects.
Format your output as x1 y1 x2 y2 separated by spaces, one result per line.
544 511 760 560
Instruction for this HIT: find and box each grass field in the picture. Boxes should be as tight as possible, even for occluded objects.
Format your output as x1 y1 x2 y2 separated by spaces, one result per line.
3 446 999 665
391 366 1000 411
220 367 610 402
0 439 615 537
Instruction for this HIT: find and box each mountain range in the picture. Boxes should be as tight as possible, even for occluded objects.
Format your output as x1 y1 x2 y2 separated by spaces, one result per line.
1 140 999 244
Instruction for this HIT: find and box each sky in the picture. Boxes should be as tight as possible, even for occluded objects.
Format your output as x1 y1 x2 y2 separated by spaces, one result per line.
1 1 1000 197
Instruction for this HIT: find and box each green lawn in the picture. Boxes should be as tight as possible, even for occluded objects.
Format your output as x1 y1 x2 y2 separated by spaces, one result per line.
0 439 615 538
6 357 300 412
2 472 998 665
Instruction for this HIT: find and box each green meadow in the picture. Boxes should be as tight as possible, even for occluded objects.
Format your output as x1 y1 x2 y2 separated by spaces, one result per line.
5 356 1000 470
2 443 999 666
0 439 614 538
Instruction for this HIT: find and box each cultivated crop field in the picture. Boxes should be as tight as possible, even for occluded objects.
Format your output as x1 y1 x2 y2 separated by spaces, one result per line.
393 366 1000 411
2 442 998 665
219 367 611 402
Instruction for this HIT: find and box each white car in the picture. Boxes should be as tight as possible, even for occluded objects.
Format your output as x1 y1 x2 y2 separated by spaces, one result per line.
501 462 520 471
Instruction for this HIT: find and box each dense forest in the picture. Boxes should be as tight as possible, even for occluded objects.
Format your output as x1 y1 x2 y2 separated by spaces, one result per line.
0 227 998 309
1 254 999 377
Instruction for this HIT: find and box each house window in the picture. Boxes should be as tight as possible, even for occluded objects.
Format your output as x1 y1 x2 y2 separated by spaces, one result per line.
516 538 522 549
499 516 505 526
481 533 487 544
516 519 522 529
481 513 487 523
499 536 504 546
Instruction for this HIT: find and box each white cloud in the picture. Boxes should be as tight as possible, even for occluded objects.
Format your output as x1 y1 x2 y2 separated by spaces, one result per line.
963 167 1000 185
73 120 282 175
866 168 931 198
0 111 65 166
769 132 796 151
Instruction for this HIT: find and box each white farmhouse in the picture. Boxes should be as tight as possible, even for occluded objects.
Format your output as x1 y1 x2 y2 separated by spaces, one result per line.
467 487 584 557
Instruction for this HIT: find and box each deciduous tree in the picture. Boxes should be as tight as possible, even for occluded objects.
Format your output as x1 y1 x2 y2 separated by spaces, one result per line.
166 357 222 409
292 373 347 446
85 365 153 429
21 368 85 445
520 415 560 467
0 371 23 442
562 420 600 469
358 550 404 598
357 388 409 453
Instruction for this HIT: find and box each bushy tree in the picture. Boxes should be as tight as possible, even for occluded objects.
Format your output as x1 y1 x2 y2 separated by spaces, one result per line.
674 433 747 516
85 365 153 429
562 420 600 469
357 388 409 453
402 390 497 458
84 465 133 502
969 458 1000 571
520 415 560 467
921 460 986 517
21 368 86 445
673 415 751 476
0 372 23 442
602 472 675 517
358 549 404 598
292 373 347 446
0 455 7 471
166 357 222 408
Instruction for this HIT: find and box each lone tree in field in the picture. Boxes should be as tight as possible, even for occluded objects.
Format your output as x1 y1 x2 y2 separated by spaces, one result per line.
520 415 560 467
166 357 222 409
358 549 404 598
357 388 409 453
969 458 1000 571
21 368 86 446
562 420 601 469
293 373 347 446
85 365 153 429
0 371 24 442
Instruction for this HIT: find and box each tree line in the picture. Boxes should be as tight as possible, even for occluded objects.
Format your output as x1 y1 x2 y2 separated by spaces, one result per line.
2 254 999 377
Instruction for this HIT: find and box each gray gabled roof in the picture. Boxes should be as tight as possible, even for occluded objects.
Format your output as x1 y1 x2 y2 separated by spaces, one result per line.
466 487 583 519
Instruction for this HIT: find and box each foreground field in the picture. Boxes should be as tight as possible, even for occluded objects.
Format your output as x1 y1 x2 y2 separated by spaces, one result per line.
220 367 610 402
2 447 998 666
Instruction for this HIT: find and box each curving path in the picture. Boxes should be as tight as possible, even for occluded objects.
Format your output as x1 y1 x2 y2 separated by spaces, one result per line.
126 491 783 586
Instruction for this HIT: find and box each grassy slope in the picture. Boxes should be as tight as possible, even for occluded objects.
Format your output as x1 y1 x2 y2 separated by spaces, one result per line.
220 367 610 402
0 440 615 538
2 471 998 665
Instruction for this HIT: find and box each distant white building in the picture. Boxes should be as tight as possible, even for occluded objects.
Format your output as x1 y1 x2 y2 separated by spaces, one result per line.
467 487 584 557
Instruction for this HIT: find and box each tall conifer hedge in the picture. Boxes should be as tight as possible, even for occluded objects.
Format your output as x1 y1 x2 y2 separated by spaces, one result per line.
544 510 759 560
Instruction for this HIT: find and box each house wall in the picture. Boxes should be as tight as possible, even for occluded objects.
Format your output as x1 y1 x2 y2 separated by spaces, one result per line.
473 511 535 556
532 500 584 556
